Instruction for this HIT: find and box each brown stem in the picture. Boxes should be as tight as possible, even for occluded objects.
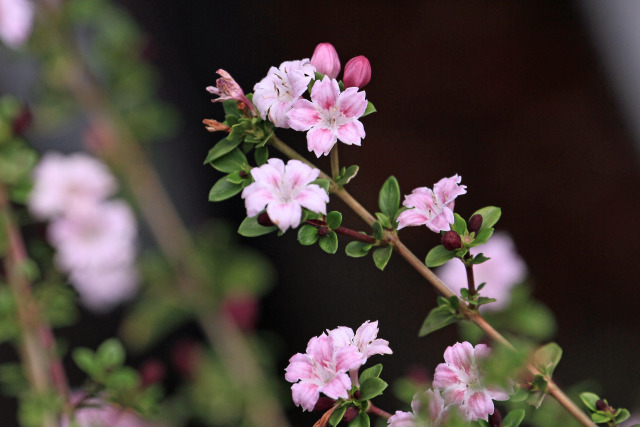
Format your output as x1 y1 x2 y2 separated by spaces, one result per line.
270 137 597 427
306 219 376 244
330 144 340 180
367 402 392 419
463 255 477 309
0 187 65 427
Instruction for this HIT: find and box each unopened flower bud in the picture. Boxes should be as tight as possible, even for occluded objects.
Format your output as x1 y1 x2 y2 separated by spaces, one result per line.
202 118 231 133
596 399 608 411
468 214 483 234
312 397 336 412
441 230 462 250
310 43 341 79
343 407 358 422
489 407 503 427
343 55 371 88
257 212 274 227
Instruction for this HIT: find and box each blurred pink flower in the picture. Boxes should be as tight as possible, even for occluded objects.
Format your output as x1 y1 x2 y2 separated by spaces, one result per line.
343 55 372 89
311 43 341 79
387 389 449 427
253 59 315 128
288 76 367 157
396 175 467 233
0 0 34 49
206 69 257 116
433 342 510 422
69 265 139 313
329 320 392 360
285 333 365 411
435 232 527 311
28 152 117 220
241 158 328 232
62 394 157 427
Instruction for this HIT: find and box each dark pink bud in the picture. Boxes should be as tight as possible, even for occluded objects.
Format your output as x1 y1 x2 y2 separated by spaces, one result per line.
222 295 259 331
257 212 275 227
343 56 371 88
596 400 608 411
171 339 202 378
468 214 483 234
312 397 336 412
441 230 462 250
489 407 503 427
139 358 166 386
311 43 341 79
11 105 32 136
343 407 358 422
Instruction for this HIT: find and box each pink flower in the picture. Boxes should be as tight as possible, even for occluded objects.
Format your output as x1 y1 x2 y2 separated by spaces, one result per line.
0 0 34 49
69 266 139 313
253 59 315 128
433 342 510 422
241 158 328 232
285 333 366 411
28 152 117 220
435 232 527 311
288 76 367 157
329 320 392 360
396 175 467 233
343 55 372 89
62 393 157 427
206 69 257 116
387 389 449 427
311 43 341 79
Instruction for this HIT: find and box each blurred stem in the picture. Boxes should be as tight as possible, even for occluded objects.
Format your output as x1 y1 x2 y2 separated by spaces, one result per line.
269 136 597 427
0 186 67 427
36 7 290 426
330 144 340 180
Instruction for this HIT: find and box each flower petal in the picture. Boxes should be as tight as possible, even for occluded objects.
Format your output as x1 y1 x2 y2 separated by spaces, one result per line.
291 382 320 412
320 372 351 400
283 159 319 188
465 391 494 421
336 120 365 146
338 88 367 118
307 127 337 157
311 76 340 111
266 202 302 232
295 186 329 215
288 99 321 131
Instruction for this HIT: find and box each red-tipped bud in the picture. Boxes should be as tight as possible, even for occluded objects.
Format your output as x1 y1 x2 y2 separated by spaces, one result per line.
257 212 274 227
343 407 358 422
488 408 503 427
596 399 608 411
311 43 341 79
441 230 462 250
468 214 483 234
343 55 371 88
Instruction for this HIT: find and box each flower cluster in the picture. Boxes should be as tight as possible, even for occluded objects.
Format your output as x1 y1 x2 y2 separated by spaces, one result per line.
389 342 510 425
397 175 467 233
252 43 371 157
436 232 527 311
0 0 34 49
241 158 329 232
28 152 139 312
285 320 392 412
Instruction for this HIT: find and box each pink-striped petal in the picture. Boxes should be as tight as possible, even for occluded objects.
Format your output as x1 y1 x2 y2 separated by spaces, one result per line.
291 382 320 412
311 76 340 111
241 187 274 217
307 127 337 157
266 202 302 232
321 372 351 400
295 186 329 215
288 99 321 131
338 88 367 118
336 120 365 146
283 159 319 188
465 392 494 421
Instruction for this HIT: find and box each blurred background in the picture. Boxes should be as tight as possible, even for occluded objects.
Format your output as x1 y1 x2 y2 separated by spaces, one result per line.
2 0 640 425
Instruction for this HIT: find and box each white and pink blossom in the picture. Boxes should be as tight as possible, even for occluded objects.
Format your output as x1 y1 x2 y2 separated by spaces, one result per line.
396 175 467 233
388 389 449 427
0 0 34 49
241 158 328 232
433 342 510 422
28 152 117 220
436 232 527 311
285 333 366 412
329 320 392 360
288 76 367 157
62 393 157 427
252 59 315 128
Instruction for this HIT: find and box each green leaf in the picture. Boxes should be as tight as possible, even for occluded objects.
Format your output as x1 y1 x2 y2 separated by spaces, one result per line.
222 99 240 117
472 206 502 231
470 227 494 247
452 214 467 234
359 377 388 401
362 101 377 117
209 148 247 173
345 241 373 258
425 245 455 267
311 178 330 193
418 305 460 336
326 211 342 230
373 246 393 271
72 348 96 376
502 409 526 427
615 408 631 423
336 164 359 186
254 146 268 166
319 231 338 254
208 176 243 202
226 170 244 184
372 222 383 240
375 212 392 229
470 253 491 264
329 405 347 426
298 224 319 246
97 338 125 369
579 392 600 412
591 413 611 423
476 297 497 307
378 176 401 218
359 364 382 383
534 342 562 378
348 412 370 427
204 137 242 164
238 216 278 237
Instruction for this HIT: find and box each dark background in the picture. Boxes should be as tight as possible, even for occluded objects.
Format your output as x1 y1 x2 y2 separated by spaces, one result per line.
112 0 640 422
5 0 640 425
